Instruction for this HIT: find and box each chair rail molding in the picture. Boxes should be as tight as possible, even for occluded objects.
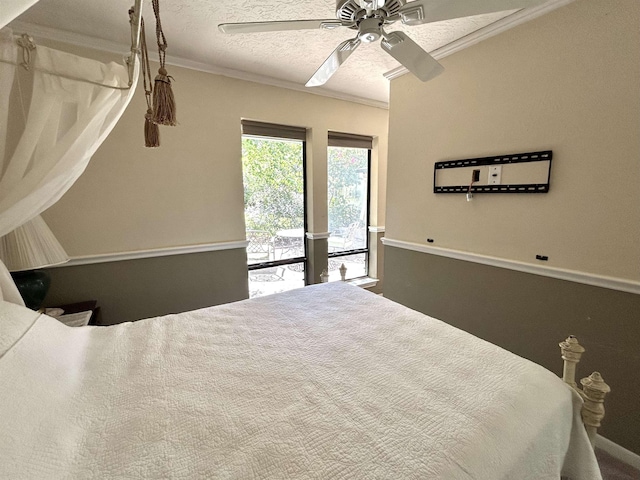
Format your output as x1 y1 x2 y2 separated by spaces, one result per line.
596 435 640 471
381 238 640 295
52 240 249 268
306 232 331 240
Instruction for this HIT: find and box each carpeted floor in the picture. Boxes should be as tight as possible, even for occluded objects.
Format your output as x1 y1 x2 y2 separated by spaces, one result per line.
596 449 640 480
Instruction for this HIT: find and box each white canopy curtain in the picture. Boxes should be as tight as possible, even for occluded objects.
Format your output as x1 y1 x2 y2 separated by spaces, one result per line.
0 28 139 304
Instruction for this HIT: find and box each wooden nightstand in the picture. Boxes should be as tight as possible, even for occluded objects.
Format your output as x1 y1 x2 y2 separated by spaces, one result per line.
46 300 100 326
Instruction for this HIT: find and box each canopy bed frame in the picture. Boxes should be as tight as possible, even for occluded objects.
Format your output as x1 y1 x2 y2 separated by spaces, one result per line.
0 0 142 88
0 3 143 304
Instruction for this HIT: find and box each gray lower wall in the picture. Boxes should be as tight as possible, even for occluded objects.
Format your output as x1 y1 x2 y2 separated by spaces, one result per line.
384 246 640 455
43 248 249 325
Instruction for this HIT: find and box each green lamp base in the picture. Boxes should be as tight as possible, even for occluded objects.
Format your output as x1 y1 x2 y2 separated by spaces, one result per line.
11 270 51 311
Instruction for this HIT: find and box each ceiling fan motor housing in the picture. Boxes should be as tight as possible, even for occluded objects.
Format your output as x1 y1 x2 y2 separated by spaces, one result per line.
335 0 405 25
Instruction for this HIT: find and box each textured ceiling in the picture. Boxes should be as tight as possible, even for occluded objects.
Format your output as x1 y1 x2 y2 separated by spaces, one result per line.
14 0 518 104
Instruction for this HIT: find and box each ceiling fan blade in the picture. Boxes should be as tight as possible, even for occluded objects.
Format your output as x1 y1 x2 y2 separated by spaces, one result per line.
381 31 444 82
306 38 361 87
219 19 344 34
398 0 547 26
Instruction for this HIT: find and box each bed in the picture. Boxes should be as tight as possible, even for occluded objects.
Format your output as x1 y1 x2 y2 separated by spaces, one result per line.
0 282 603 479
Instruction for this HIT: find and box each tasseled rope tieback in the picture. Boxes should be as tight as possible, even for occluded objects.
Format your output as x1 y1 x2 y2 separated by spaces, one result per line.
151 0 176 126
140 16 160 147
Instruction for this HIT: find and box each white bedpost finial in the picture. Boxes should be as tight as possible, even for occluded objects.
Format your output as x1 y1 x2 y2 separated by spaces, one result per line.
339 263 347 281
580 372 611 448
559 336 585 389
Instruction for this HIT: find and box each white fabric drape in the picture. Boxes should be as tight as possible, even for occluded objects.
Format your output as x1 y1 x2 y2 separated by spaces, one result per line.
0 28 139 303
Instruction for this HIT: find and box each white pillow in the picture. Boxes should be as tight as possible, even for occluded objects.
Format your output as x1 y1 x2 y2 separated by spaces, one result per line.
0 301 40 358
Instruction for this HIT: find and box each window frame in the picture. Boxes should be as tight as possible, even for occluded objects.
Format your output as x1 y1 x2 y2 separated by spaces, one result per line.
241 127 308 279
327 147 371 279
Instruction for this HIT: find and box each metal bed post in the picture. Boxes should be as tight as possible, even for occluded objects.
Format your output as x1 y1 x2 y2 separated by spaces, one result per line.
560 335 585 389
560 336 611 448
127 0 144 87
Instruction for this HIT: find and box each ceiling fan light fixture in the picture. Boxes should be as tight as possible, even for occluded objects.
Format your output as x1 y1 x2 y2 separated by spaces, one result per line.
357 17 382 43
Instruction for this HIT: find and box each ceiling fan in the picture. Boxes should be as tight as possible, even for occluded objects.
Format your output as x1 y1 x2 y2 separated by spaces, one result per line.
219 0 546 87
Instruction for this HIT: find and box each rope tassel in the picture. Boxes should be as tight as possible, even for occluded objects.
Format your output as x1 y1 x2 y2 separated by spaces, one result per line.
152 66 176 126
144 108 160 147
136 14 160 147
151 0 176 126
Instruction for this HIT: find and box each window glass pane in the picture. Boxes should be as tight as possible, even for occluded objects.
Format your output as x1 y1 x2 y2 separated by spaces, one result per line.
248 263 305 298
327 147 368 254
242 137 305 264
328 253 367 282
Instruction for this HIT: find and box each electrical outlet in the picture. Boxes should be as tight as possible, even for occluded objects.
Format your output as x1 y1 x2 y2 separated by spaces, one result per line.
472 169 480 183
489 165 502 185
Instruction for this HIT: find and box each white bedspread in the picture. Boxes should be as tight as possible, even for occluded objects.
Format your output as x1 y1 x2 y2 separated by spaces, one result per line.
0 283 601 479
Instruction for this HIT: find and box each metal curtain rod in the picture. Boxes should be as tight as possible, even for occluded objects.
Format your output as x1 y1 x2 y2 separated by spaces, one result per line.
0 0 143 90
127 0 143 87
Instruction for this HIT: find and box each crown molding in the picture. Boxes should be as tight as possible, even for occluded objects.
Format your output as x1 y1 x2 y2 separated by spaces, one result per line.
51 240 249 268
8 20 388 110
384 0 575 81
9 1 574 106
381 238 640 295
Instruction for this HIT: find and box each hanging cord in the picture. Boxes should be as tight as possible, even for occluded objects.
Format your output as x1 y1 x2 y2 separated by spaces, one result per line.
466 177 476 202
135 11 160 147
151 0 176 126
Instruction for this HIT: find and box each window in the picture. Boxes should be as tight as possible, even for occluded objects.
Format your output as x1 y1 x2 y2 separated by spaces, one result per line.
241 121 307 298
327 132 372 282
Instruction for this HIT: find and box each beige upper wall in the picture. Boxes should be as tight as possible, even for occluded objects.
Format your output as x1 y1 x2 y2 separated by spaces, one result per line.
38 45 388 256
386 0 639 281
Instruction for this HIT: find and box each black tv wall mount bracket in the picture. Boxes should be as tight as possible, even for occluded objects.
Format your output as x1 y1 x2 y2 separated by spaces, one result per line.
434 150 552 194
